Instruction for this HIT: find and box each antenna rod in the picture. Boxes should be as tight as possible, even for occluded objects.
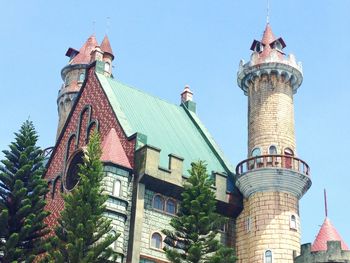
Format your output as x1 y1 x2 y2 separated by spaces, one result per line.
324 189 328 217
267 0 270 24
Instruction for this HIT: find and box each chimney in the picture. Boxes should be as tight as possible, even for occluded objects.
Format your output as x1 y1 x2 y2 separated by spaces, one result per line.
181 85 196 113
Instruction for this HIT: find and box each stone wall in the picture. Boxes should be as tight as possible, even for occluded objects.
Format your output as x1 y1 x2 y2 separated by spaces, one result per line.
294 242 350 263
235 192 300 263
104 165 133 261
248 74 295 155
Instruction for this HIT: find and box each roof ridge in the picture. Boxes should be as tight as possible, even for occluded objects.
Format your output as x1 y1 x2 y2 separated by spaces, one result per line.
97 73 183 109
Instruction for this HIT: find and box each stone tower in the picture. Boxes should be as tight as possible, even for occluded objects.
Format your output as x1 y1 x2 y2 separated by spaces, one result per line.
235 24 312 263
56 35 114 139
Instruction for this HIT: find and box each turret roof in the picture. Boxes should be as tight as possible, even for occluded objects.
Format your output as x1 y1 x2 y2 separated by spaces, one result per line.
311 217 349 251
101 128 131 169
70 35 99 65
100 35 114 59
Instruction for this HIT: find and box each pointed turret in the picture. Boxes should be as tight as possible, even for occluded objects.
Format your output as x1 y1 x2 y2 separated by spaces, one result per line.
100 35 114 77
69 35 99 65
311 217 349 251
100 35 114 59
101 128 131 169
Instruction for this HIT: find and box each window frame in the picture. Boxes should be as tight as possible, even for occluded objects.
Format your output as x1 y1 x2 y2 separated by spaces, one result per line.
112 179 121 197
165 198 177 215
150 232 163 250
152 194 165 211
264 250 273 263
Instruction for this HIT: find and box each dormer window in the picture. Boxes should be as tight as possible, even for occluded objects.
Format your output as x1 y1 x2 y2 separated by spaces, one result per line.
269 37 286 52
250 40 264 53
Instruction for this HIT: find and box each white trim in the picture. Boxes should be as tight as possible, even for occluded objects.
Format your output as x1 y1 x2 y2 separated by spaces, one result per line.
150 231 163 251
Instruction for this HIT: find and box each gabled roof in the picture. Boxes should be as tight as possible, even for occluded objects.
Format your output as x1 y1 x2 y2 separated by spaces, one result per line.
96 72 233 176
311 217 349 251
101 128 131 169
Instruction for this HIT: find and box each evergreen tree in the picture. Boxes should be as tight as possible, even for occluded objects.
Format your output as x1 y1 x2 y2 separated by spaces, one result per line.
162 161 236 263
0 120 50 262
45 132 119 263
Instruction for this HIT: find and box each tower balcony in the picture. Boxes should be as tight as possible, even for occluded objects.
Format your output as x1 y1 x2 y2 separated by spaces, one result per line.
235 154 311 199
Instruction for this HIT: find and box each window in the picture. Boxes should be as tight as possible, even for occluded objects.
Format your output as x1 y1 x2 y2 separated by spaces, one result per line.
151 232 162 249
113 180 121 197
104 62 110 72
269 145 277 155
245 217 252 232
251 147 261 157
250 147 262 168
79 72 85 82
64 150 84 191
153 195 164 211
290 215 297 230
166 199 176 214
109 229 117 249
265 250 272 263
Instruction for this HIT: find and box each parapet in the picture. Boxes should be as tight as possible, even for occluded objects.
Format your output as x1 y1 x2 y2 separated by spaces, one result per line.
295 241 350 263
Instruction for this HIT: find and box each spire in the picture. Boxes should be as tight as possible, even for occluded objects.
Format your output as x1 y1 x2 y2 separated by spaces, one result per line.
311 217 349 251
100 35 114 59
261 23 276 46
101 128 131 169
69 35 99 65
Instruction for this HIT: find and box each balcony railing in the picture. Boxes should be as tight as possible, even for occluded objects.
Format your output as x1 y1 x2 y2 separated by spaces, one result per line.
235 154 310 176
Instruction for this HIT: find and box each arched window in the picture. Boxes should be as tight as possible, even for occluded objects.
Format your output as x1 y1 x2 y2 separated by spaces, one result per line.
79 72 85 82
269 145 277 155
284 148 294 156
251 147 261 157
290 215 297 230
265 250 272 263
284 148 294 169
151 232 162 249
109 229 117 249
166 199 176 214
113 180 121 197
104 62 110 72
153 195 164 211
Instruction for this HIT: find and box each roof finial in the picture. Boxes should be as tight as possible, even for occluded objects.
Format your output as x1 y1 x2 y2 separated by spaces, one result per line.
106 16 111 34
266 0 270 24
92 20 96 36
324 188 328 218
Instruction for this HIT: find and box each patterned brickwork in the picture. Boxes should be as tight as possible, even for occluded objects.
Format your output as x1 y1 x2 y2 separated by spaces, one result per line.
248 74 296 156
235 192 300 263
44 66 135 228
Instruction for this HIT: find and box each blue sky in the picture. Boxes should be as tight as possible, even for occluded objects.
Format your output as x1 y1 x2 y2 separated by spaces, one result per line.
0 0 349 245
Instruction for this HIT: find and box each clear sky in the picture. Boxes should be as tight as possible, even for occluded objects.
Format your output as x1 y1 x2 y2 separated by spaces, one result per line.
1 0 349 246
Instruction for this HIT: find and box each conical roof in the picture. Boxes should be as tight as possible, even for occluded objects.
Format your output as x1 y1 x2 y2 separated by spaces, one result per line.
100 35 114 59
311 217 349 251
100 128 131 169
261 23 276 45
70 35 99 65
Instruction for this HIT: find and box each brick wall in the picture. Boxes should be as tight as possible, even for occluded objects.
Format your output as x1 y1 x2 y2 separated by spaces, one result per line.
235 192 300 263
44 66 135 229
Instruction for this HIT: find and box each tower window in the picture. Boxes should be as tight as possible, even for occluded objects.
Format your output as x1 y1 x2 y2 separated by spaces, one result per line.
166 198 176 215
113 180 121 197
153 194 164 211
269 145 277 155
64 150 84 191
290 215 297 230
151 232 162 249
250 147 262 168
265 250 272 263
104 62 110 72
245 217 252 232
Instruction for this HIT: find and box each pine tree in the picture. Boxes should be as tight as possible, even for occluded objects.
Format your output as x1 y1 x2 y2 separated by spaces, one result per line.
0 120 50 262
162 161 236 263
45 131 119 263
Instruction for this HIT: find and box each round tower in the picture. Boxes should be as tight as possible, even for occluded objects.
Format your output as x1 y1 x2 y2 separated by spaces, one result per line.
56 35 115 139
235 24 312 263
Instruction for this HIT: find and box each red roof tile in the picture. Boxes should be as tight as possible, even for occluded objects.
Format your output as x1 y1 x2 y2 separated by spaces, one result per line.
311 217 349 251
258 23 284 61
101 128 131 169
100 35 114 59
70 35 99 65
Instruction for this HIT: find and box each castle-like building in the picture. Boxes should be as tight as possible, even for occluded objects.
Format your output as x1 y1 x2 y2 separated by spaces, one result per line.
44 23 349 263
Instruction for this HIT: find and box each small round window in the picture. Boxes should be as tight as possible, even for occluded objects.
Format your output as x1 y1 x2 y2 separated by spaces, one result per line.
64 150 84 191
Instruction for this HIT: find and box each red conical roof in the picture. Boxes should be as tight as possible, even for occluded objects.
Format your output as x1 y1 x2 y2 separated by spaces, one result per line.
311 217 349 251
100 35 114 59
261 23 276 45
101 128 131 169
70 35 99 65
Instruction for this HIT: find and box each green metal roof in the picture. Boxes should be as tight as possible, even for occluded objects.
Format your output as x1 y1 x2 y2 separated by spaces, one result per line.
96 72 233 176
